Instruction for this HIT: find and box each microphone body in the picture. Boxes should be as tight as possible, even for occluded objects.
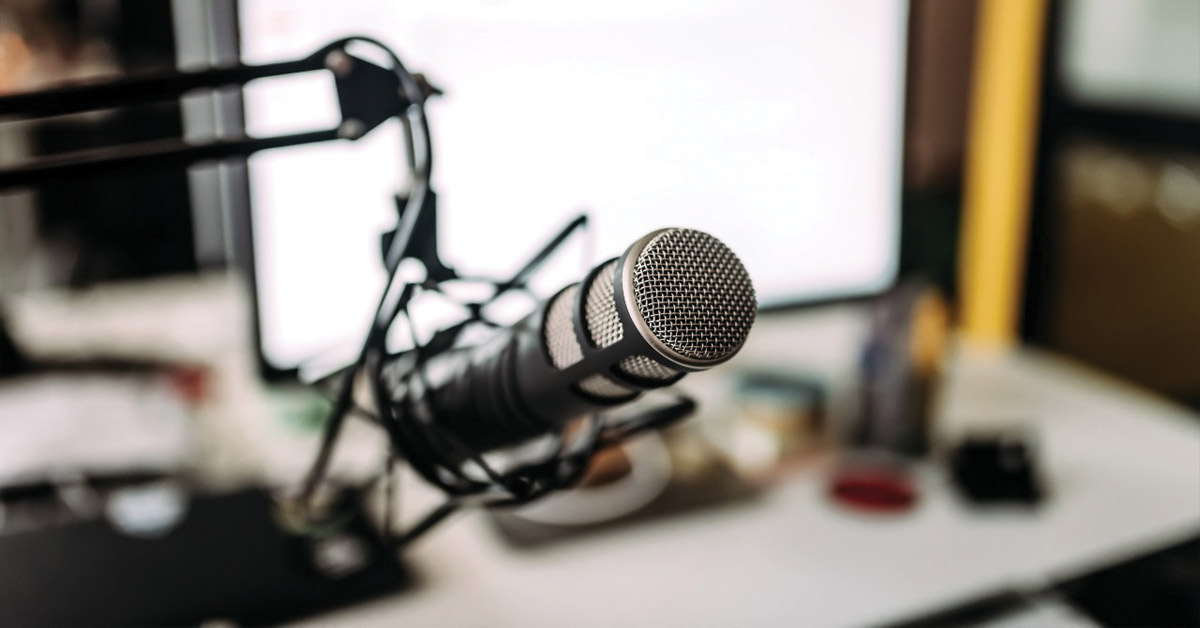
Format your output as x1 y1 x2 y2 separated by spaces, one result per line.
385 228 757 456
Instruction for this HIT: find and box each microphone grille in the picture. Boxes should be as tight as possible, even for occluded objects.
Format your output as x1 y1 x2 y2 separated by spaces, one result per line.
586 259 679 381
584 260 624 348
632 228 757 362
544 285 584 370
544 284 636 398
618 354 679 380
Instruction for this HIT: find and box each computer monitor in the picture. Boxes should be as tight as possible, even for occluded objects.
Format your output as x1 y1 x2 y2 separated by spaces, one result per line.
238 0 909 373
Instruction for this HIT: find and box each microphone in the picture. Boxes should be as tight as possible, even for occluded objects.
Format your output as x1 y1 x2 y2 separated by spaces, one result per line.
382 227 757 457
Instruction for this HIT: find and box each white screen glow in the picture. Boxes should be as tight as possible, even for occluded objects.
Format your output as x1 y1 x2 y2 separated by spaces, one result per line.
239 0 908 370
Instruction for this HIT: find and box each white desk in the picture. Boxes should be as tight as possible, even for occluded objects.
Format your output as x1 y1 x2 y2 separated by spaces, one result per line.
294 310 1200 628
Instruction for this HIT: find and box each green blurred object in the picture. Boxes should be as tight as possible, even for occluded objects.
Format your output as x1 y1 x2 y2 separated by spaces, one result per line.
269 386 334 433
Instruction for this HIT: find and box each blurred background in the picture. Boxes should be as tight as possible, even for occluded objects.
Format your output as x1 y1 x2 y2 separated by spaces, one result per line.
0 0 1197 626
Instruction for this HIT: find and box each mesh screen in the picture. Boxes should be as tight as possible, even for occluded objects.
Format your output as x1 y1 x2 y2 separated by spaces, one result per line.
618 355 678 381
545 283 635 397
584 260 623 348
632 229 756 361
577 374 635 399
544 285 582 369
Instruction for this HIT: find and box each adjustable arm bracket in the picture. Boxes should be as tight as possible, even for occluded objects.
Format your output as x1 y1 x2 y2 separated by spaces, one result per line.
0 41 436 189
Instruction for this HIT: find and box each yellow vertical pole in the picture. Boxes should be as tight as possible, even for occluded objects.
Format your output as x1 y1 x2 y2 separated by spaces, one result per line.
959 0 1049 347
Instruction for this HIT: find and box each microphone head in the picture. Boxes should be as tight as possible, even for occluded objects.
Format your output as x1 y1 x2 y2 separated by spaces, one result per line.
546 228 756 400
619 228 757 369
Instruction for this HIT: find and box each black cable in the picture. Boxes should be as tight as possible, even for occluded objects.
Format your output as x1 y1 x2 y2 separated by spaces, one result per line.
397 501 459 546
295 36 434 510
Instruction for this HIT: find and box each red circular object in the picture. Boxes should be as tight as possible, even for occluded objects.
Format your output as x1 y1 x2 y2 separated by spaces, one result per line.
169 367 210 404
829 468 918 513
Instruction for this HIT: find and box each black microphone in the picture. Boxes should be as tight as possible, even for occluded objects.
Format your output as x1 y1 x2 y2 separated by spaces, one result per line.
382 228 757 457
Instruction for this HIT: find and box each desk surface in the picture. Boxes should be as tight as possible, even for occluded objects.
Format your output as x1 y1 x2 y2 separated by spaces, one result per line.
295 312 1200 628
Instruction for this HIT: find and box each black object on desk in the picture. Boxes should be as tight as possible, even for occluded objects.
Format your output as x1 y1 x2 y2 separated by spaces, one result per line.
949 433 1044 506
886 534 1200 627
0 488 409 627
1058 535 1200 628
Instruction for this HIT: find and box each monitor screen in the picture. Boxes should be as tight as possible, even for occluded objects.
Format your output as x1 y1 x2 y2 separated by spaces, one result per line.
238 0 908 372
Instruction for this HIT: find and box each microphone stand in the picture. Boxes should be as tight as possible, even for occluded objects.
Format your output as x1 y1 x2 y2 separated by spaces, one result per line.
0 35 461 536
0 36 697 549
0 39 439 189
